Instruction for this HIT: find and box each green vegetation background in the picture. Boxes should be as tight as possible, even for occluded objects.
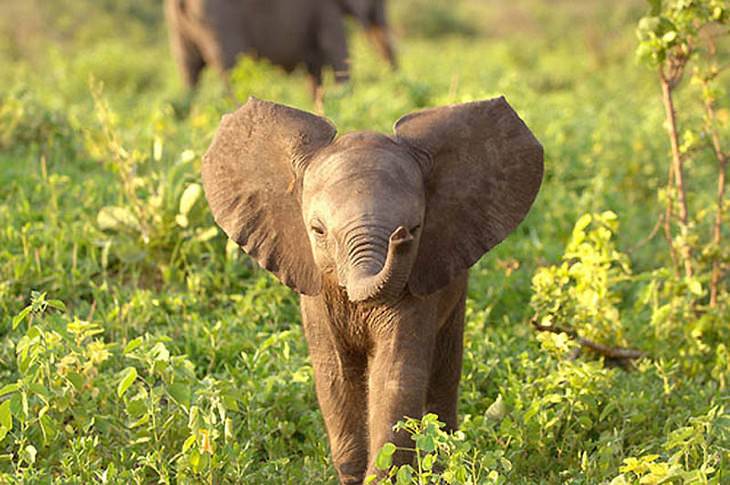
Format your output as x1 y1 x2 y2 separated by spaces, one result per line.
0 0 728 483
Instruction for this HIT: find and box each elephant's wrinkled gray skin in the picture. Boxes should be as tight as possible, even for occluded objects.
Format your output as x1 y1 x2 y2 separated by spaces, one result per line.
202 97 543 484
164 0 350 95
338 0 397 68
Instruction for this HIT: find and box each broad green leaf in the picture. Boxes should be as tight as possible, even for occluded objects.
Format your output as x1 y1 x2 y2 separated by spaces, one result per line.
12 306 32 330
486 394 507 421
416 434 435 453
182 434 197 453
117 367 137 398
27 383 49 398
179 183 202 215
662 31 677 43
194 226 219 242
375 442 396 470
0 401 11 431
188 405 200 430
396 465 414 484
0 384 19 398
687 279 703 296
123 337 143 354
128 414 150 429
97 206 140 232
21 445 36 465
222 393 240 412
67 372 85 391
574 213 592 234
46 299 66 311
151 342 170 362
168 383 191 406
422 452 436 470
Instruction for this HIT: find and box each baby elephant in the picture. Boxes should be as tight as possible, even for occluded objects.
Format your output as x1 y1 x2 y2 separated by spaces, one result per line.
202 97 543 483
165 0 350 96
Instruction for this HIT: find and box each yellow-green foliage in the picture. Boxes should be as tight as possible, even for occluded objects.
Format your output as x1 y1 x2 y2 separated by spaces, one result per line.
0 0 728 483
531 212 631 348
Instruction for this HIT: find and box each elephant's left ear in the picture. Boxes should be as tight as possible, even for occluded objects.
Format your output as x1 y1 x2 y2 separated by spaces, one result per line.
394 97 544 296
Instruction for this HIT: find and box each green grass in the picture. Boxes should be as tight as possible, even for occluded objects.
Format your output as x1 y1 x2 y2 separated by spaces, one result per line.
0 0 728 483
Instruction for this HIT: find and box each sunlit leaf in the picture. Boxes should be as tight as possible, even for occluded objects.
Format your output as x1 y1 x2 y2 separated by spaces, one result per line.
179 183 202 216
0 401 12 431
486 394 507 421
117 367 137 398
375 442 396 470
12 306 32 330
97 206 140 232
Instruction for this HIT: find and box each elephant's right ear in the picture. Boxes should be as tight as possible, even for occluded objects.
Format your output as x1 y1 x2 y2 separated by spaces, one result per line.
202 97 336 295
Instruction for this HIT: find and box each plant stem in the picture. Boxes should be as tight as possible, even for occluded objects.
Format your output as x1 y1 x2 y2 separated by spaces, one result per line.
703 84 728 307
660 71 694 278
663 163 680 276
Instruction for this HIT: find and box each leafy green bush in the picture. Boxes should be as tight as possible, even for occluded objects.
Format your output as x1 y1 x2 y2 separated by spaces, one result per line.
531 211 631 350
0 89 76 154
368 414 512 484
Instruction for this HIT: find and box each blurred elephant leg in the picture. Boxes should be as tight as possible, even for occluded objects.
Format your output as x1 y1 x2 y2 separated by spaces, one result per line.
366 309 437 476
302 298 368 484
318 2 351 84
425 291 466 431
170 31 205 89
366 26 397 69
306 63 325 113
365 0 397 69
203 44 241 98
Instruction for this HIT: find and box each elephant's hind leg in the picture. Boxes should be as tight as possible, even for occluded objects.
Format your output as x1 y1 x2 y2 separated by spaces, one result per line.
170 32 205 89
366 26 397 70
306 64 325 114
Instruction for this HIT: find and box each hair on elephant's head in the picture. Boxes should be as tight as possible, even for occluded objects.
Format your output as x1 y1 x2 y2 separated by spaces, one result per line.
202 97 543 302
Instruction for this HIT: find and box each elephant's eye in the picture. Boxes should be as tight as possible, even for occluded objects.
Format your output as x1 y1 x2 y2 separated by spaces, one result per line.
310 221 326 237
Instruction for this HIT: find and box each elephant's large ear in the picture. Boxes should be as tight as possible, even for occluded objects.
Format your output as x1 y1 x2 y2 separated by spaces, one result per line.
395 97 543 296
202 97 336 295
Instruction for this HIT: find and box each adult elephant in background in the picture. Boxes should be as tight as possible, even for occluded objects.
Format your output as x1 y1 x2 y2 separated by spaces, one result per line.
339 0 397 68
164 0 349 98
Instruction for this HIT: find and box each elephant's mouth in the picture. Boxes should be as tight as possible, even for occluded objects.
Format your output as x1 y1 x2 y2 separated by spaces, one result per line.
344 226 415 303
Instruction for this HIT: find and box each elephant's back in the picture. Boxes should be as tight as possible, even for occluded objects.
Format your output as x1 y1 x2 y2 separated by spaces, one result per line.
242 0 324 69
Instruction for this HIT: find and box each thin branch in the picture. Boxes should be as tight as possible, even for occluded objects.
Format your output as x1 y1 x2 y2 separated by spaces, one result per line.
701 84 728 307
530 317 645 361
660 68 694 278
700 34 729 307
628 212 664 254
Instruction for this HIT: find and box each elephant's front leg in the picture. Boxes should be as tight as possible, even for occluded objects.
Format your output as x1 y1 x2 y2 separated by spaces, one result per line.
366 307 437 477
301 298 368 484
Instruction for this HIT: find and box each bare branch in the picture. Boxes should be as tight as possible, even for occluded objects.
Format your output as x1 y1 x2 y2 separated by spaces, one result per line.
659 71 694 278
530 317 646 362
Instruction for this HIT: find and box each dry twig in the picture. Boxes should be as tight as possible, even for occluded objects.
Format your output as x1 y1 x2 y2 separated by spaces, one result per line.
530 316 645 365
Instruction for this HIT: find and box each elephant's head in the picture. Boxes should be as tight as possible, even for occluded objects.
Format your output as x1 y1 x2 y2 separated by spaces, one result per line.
202 97 543 302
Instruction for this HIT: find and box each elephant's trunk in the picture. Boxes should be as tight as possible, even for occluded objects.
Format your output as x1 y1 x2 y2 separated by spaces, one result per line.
345 226 414 302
